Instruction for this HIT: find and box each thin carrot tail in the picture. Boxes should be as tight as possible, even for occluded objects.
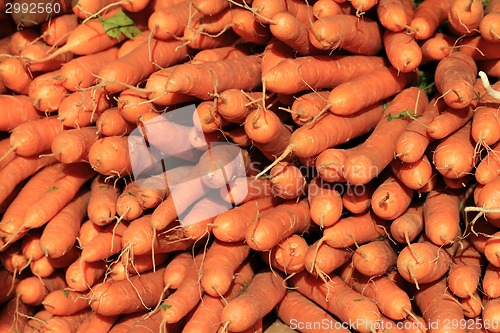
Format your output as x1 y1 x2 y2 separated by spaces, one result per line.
254 145 294 179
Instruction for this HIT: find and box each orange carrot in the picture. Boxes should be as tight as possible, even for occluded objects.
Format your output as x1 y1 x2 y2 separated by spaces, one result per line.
21 229 44 263
39 190 91 258
479 0 500 42
484 231 500 267
269 162 306 200
377 0 414 31
390 203 424 245
371 174 414 220
42 289 89 316
342 182 377 214
118 88 158 122
263 55 387 95
397 242 451 288
447 239 484 298
353 239 398 277
309 14 382 55
88 136 133 177
0 95 41 132
41 14 79 46
75 313 119 333
0 57 32 94
245 199 311 251
472 105 500 147
391 155 436 190
0 297 30 333
87 176 119 226
60 46 119 91
38 308 93 333
28 70 68 114
220 270 286 332
435 52 477 109
423 189 461 246
447 0 484 35
58 87 111 128
433 122 476 179
384 30 422 72
8 116 63 157
65 258 107 292
307 177 343 228
201 239 251 296
420 32 456 63
483 263 500 298
16 272 66 306
290 271 382 333
231 9 272 45
149 0 201 40
409 0 452 40
19 41 74 73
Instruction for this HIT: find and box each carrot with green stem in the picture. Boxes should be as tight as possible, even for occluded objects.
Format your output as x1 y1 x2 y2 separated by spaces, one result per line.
308 14 383 55
42 289 89 316
290 271 382 333
60 46 119 91
433 122 476 180
395 97 446 163
338 263 413 321
343 87 428 185
307 177 343 228
220 269 286 332
0 95 41 132
371 173 414 220
256 101 384 178
245 198 310 251
262 55 387 95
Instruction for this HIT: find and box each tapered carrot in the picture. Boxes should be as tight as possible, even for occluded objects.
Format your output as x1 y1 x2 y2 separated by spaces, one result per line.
267 234 308 274
42 289 89 316
391 155 436 191
390 203 424 245
472 107 500 149
88 136 133 177
447 238 484 298
75 313 119 333
66 258 107 292
484 231 500 267
290 271 382 333
338 264 412 321
414 278 466 333
409 0 452 40
479 0 500 42
328 66 417 116
371 174 414 220
30 255 57 278
41 14 79 46
19 41 73 74
212 196 280 243
269 12 315 56
397 242 451 288
377 0 414 31
21 229 44 263
245 199 311 251
51 127 98 164
0 57 32 94
98 38 189 93
86 176 119 226
482 298 500 332
0 163 68 245
384 30 422 72
143 65 197 107
118 88 158 122
483 263 500 298
23 163 95 230
269 162 306 200
220 270 286 332
307 177 343 228
58 87 111 128
60 46 119 91
433 122 476 179
289 91 329 126
343 87 428 185
8 116 63 157
263 55 387 95
149 0 201 40
16 272 66 305
309 14 383 55
28 70 68 114
261 39 294 75
276 291 348 333
396 97 445 163
201 240 251 296
448 0 484 35
353 239 398 277
166 55 262 100
39 190 91 258
0 95 41 132
0 155 56 206
160 253 203 325
435 52 477 109
423 189 461 246
231 9 272 45
420 32 456 63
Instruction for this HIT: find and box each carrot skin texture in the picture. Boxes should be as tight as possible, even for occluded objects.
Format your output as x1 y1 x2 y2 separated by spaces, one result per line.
220 270 287 332
290 271 382 333
0 95 41 132
89 268 166 316
384 30 422 72
16 272 66 305
409 0 452 40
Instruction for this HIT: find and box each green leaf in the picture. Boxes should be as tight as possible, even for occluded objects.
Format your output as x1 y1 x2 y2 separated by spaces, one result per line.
382 103 389 112
100 10 141 40
49 186 59 192
417 70 435 96
61 289 69 297
161 304 171 311
386 109 422 122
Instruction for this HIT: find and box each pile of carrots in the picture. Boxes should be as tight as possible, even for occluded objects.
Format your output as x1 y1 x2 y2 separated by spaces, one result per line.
1 0 500 332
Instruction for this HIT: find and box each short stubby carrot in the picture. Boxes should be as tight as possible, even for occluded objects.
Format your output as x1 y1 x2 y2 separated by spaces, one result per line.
371 174 414 220
423 189 461 246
